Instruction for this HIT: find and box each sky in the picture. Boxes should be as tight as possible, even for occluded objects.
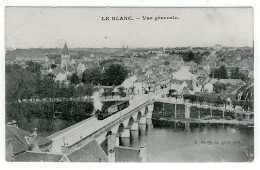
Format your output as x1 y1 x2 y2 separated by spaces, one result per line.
5 7 253 49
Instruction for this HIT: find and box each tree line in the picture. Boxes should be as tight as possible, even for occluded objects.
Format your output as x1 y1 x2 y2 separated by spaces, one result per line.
6 61 129 121
209 65 247 81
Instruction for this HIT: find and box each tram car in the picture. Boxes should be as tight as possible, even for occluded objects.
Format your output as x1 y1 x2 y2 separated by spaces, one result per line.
97 101 129 120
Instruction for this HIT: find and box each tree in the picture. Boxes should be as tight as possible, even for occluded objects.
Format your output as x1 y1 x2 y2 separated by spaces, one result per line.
25 61 41 73
213 82 227 93
118 87 126 97
193 53 203 65
69 73 79 85
232 100 239 110
104 64 128 86
164 61 170 65
84 84 94 99
210 65 228 79
85 102 94 114
230 67 246 81
182 51 195 62
82 68 101 85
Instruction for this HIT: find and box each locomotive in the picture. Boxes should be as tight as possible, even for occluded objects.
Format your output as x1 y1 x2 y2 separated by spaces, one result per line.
97 101 130 120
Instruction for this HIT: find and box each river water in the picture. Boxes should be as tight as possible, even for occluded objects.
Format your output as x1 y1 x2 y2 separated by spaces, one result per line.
17 117 254 162
120 120 254 162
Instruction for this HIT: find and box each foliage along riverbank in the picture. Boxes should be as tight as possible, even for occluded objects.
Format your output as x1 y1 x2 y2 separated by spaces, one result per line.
152 102 253 121
6 101 94 123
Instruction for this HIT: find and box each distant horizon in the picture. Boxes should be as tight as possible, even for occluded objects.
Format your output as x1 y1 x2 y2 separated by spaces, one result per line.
5 44 254 50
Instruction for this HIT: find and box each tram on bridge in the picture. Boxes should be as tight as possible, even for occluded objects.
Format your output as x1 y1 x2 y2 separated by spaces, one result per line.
97 101 130 120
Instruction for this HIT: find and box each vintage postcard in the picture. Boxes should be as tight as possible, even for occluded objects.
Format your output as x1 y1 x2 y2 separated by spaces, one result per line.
5 7 254 163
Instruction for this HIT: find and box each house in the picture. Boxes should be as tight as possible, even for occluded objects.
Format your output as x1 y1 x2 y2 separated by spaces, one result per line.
113 144 148 162
13 151 69 162
172 66 197 80
77 63 86 74
6 122 53 161
65 139 109 162
82 61 99 70
133 80 148 95
121 75 137 94
49 66 67 82
203 82 214 93
218 79 246 86
122 75 137 89
55 72 67 82
170 79 193 94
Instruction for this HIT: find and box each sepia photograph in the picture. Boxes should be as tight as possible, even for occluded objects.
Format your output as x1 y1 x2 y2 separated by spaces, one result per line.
5 7 254 162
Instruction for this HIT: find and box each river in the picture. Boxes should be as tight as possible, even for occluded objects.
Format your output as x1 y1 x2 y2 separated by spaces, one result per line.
120 120 254 162
16 117 253 162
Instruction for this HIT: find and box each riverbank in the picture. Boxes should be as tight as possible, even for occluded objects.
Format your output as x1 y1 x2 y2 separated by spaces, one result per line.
155 117 254 126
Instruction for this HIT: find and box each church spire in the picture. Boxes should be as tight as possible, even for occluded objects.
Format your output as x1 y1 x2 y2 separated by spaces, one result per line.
62 43 69 54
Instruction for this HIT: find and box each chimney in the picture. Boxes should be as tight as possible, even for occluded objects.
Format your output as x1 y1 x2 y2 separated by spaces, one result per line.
6 139 15 162
25 128 40 152
139 142 148 162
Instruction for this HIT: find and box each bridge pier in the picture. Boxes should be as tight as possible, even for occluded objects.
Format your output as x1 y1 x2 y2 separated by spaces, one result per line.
174 103 177 118
139 116 147 124
148 104 154 113
121 128 130 138
222 110 225 118
107 134 117 162
116 136 120 146
146 112 153 126
107 133 117 153
147 104 154 126
108 150 115 162
131 122 139 131
185 105 191 119
139 123 146 134
210 108 212 117
185 121 190 132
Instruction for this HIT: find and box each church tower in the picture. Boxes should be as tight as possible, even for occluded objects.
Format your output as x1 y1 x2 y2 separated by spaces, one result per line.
61 43 70 68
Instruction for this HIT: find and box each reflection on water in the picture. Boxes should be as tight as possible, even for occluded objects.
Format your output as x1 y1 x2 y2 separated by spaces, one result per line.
120 120 254 162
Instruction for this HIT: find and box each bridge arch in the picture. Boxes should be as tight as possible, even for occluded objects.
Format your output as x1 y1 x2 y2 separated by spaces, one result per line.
128 117 134 128
105 131 112 138
137 111 142 121
117 123 125 136
144 107 148 116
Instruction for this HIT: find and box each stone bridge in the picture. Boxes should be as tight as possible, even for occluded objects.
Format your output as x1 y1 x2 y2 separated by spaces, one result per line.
47 94 155 154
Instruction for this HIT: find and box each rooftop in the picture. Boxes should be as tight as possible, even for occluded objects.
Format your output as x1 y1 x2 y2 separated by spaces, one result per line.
6 125 52 155
115 146 142 162
14 151 65 162
62 43 69 54
67 139 109 162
